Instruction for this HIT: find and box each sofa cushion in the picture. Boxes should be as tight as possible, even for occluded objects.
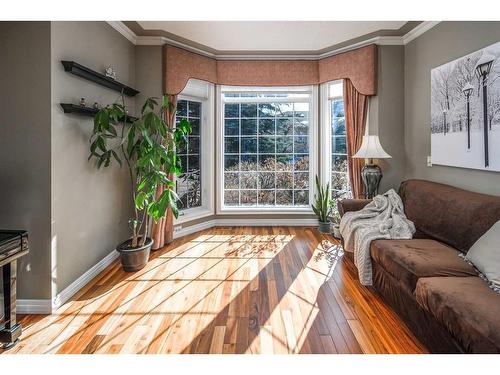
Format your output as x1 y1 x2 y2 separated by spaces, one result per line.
399 179 500 253
370 239 476 293
415 276 500 353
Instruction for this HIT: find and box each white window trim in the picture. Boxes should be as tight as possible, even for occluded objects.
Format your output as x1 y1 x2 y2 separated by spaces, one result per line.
216 85 317 215
175 82 215 224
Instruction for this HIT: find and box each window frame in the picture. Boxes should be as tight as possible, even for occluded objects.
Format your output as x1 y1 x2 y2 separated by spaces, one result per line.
216 85 318 214
320 80 351 197
174 81 215 224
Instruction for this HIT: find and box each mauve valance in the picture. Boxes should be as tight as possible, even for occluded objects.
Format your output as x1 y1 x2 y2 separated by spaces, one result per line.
163 44 377 96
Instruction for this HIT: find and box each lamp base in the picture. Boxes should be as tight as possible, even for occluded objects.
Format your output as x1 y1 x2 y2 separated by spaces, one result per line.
361 164 382 199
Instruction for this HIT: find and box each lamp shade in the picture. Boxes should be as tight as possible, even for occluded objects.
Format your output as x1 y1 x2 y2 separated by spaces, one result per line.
353 135 392 159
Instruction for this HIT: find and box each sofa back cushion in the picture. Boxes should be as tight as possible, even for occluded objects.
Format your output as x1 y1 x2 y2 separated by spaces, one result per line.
399 179 500 253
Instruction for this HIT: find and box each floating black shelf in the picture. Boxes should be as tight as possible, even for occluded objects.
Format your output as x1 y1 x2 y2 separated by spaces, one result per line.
60 103 137 124
61 61 140 97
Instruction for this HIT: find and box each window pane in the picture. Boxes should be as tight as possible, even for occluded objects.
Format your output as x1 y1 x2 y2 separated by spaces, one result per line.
332 136 347 154
177 101 187 116
175 99 203 210
225 119 239 135
294 119 309 135
294 190 309 205
225 103 239 118
241 190 257 205
241 155 257 170
258 103 276 117
258 137 275 153
222 90 311 208
188 136 199 154
224 190 239 205
225 137 239 154
240 172 257 189
241 103 257 117
258 190 275 205
190 118 200 136
259 172 275 189
241 119 257 135
258 119 275 135
276 118 293 135
224 172 239 189
276 190 293 205
294 136 308 153
241 137 257 154
276 136 293 153
276 172 293 189
225 155 239 171
188 101 201 117
330 95 351 199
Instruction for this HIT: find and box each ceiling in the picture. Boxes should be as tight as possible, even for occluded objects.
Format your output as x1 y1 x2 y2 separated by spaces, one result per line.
132 21 413 53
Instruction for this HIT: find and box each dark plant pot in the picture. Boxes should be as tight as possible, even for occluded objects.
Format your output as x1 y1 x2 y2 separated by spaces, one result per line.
318 221 332 233
116 237 153 272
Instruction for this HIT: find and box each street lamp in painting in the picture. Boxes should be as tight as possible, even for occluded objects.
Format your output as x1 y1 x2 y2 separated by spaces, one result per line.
462 82 473 150
475 52 495 167
442 108 447 135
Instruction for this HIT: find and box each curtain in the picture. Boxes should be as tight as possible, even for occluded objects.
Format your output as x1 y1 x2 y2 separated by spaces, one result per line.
151 94 178 250
164 44 377 96
343 79 368 199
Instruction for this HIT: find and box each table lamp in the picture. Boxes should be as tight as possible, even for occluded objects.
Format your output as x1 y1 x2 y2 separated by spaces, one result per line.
353 135 391 199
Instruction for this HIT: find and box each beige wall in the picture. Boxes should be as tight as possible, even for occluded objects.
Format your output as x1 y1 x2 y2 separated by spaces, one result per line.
404 22 500 196
0 22 52 299
51 21 135 293
135 45 163 113
369 45 406 193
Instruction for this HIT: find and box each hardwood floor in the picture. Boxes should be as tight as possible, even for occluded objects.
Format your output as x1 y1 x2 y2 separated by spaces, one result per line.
1 226 427 354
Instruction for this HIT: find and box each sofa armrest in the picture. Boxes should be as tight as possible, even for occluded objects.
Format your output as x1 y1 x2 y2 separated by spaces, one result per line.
337 199 372 217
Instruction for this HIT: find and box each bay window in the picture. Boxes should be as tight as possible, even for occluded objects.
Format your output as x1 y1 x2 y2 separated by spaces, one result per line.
217 86 317 212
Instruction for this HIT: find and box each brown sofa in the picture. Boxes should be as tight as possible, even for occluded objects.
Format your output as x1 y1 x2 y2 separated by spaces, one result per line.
338 179 500 353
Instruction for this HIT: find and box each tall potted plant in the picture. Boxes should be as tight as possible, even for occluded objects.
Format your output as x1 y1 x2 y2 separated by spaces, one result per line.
312 175 334 233
89 95 191 271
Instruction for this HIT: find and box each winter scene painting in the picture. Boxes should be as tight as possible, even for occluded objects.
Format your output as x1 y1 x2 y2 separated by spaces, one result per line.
431 41 500 172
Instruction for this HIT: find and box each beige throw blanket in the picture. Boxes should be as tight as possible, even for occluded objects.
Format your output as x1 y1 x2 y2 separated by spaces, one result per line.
340 189 415 286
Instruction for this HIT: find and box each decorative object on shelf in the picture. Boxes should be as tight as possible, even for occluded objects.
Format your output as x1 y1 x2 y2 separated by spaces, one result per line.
353 135 392 199
431 40 500 172
79 97 86 107
61 61 139 97
60 103 137 124
312 175 333 233
104 65 117 80
93 102 99 110
88 95 191 272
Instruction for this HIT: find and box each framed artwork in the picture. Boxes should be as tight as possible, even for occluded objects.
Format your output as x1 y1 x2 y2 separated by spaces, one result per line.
431 41 500 171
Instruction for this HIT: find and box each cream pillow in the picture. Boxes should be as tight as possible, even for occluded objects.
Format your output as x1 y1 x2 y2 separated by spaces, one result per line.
464 220 500 292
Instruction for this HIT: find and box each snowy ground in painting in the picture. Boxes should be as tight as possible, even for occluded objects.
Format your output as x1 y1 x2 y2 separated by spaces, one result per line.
431 128 500 172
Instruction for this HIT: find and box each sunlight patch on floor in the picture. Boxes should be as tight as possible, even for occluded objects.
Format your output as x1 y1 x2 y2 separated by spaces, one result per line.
9 233 295 354
251 238 342 353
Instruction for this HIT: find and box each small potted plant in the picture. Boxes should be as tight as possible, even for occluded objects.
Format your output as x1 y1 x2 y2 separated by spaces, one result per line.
329 201 342 238
89 95 191 271
312 175 334 233
330 189 346 239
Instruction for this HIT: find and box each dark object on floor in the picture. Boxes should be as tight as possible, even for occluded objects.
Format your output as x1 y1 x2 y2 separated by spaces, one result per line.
338 179 500 353
0 230 29 349
116 237 153 272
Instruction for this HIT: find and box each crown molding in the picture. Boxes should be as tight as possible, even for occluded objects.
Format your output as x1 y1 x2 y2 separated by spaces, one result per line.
402 21 440 44
108 21 440 60
107 21 137 44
